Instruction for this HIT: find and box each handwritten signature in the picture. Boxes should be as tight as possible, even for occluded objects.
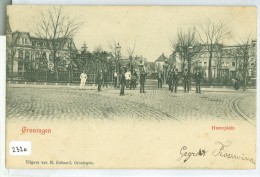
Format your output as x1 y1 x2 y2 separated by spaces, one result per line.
212 140 255 164
177 141 255 164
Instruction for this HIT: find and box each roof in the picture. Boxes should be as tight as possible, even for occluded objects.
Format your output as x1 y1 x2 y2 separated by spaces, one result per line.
155 53 167 62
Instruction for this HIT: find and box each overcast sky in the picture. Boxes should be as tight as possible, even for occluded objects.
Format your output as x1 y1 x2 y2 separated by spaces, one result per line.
8 5 256 61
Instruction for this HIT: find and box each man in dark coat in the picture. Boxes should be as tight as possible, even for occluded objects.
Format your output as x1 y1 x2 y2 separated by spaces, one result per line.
194 71 202 94
102 69 108 88
140 68 146 93
97 70 103 91
183 69 189 93
120 71 126 96
130 71 137 90
168 68 174 91
173 69 179 93
157 71 163 88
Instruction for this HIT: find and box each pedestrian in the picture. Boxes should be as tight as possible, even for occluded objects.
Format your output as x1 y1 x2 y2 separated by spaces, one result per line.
173 69 179 93
79 70 87 90
125 69 131 88
97 70 103 91
103 69 108 88
157 71 163 88
131 71 138 89
183 69 189 93
194 71 202 94
168 68 174 91
114 71 117 88
120 70 126 96
233 77 240 90
140 68 146 93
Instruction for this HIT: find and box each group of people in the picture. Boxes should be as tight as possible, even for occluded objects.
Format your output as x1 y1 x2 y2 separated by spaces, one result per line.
158 69 203 94
79 68 147 95
80 68 203 94
114 70 138 91
119 68 146 96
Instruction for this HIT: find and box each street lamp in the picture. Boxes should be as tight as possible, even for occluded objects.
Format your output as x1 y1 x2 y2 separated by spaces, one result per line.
116 43 121 88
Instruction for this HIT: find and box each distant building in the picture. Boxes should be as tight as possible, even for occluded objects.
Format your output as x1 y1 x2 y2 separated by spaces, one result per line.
190 42 257 80
168 51 182 72
154 53 167 72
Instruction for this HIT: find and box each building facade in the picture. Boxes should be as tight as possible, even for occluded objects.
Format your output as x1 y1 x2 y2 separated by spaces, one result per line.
6 16 77 80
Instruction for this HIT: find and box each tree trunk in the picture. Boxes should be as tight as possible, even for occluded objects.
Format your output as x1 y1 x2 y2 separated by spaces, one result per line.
243 52 248 91
11 56 14 80
208 45 213 84
53 51 59 83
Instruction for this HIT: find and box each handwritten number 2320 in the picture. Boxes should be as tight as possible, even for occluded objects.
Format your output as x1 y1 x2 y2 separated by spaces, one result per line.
12 146 27 153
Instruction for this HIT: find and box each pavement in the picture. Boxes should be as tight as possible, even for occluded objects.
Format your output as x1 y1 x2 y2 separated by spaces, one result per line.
6 83 256 124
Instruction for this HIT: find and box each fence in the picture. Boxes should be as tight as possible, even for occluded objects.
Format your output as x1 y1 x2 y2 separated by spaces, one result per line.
8 70 114 84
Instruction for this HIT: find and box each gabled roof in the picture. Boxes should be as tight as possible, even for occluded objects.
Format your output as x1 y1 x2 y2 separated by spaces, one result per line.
155 53 167 62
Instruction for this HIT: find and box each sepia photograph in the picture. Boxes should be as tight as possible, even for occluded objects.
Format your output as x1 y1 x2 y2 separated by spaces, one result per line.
5 5 256 169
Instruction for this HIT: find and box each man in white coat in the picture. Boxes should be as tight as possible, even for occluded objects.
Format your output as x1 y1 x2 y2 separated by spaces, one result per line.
125 69 131 88
79 70 87 90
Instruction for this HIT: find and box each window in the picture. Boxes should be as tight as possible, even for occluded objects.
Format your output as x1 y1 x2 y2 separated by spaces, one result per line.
42 52 46 60
18 50 23 59
251 63 255 66
232 62 235 66
25 51 30 60
204 62 207 65
35 52 40 59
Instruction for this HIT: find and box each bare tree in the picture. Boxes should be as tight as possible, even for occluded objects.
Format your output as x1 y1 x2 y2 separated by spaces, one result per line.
197 19 231 82
126 40 137 73
31 6 82 82
235 36 256 91
171 27 202 74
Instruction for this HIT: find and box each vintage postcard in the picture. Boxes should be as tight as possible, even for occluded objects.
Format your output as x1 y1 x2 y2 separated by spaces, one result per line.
5 5 256 169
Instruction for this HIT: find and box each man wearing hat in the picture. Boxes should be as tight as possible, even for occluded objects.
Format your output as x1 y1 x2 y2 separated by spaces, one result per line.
168 68 174 91
120 70 126 95
157 71 163 88
173 69 179 93
97 70 103 91
183 69 189 93
79 70 87 90
194 70 202 94
140 68 146 93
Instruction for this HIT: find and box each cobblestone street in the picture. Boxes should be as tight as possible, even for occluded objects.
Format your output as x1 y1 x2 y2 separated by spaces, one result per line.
6 84 256 124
